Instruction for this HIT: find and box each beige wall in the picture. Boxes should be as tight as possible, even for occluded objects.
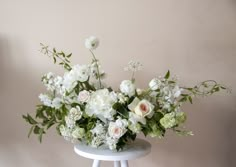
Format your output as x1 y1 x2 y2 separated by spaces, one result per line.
0 0 236 167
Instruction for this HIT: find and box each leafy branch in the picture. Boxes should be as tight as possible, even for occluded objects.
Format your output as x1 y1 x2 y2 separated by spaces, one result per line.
40 43 72 71
22 105 67 142
179 80 230 104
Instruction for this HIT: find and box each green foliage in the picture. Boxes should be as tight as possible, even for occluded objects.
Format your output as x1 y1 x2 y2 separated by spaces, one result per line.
22 104 67 142
112 102 129 119
40 43 72 71
142 112 165 137
164 70 170 79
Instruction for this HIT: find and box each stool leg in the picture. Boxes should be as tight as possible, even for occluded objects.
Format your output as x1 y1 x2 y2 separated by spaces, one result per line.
114 161 121 167
92 159 100 167
120 160 128 167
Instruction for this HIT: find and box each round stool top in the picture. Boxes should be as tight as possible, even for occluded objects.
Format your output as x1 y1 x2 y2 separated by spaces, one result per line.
74 138 151 161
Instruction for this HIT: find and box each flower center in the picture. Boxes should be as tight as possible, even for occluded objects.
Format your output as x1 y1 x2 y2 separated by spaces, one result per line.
114 128 120 134
140 103 148 113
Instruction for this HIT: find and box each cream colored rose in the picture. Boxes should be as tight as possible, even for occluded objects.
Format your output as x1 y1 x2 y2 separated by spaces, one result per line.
108 122 127 139
134 99 154 117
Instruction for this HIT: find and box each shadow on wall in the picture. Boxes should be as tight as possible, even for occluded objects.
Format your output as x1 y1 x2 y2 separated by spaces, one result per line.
0 36 9 92
0 36 87 167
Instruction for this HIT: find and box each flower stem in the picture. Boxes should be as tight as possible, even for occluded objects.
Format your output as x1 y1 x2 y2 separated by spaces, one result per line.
89 50 102 89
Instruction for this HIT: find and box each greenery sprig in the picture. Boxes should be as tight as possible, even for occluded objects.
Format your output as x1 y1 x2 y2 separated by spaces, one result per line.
40 43 72 71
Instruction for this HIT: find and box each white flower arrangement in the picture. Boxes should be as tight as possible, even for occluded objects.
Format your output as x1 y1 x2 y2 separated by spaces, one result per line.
23 36 228 151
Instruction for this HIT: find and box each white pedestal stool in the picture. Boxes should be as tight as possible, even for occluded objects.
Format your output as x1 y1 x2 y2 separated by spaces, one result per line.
74 138 151 167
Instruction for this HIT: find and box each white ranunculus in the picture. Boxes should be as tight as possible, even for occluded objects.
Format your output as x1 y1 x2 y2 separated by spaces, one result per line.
73 65 90 82
85 89 117 121
78 90 90 103
63 65 90 92
85 36 99 50
149 78 161 91
120 80 136 97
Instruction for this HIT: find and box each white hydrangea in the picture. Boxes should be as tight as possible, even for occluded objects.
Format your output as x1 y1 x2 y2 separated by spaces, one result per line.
85 89 117 122
120 80 136 97
85 36 99 50
128 123 142 133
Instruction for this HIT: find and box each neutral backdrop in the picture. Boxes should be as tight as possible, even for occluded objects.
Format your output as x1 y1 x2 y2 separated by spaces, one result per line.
0 0 236 167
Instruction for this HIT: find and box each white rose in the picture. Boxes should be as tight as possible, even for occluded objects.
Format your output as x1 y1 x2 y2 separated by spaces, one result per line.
78 90 90 103
134 99 154 118
85 36 99 50
120 80 136 97
108 122 127 139
73 65 90 82
149 78 161 90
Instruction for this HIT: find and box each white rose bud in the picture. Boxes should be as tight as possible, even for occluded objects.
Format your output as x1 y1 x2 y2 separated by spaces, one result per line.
78 90 90 103
120 80 136 97
85 36 99 50
134 99 154 118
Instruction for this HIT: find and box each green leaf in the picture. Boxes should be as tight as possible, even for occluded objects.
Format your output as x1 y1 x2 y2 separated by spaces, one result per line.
33 125 40 134
67 53 72 58
28 126 35 138
164 70 170 79
38 128 44 143
25 114 38 125
53 57 56 63
188 96 193 104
